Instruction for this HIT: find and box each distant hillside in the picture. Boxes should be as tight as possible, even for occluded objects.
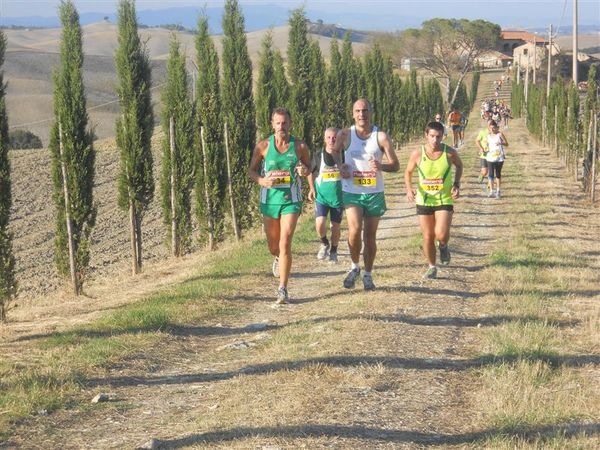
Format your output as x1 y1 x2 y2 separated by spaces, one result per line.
3 23 368 146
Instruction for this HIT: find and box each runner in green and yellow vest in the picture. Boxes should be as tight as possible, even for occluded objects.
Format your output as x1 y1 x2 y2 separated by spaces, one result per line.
249 107 315 304
405 121 463 279
475 119 493 187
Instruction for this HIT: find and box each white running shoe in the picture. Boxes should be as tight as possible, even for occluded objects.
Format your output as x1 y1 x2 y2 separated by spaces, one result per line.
272 257 279 278
317 243 330 260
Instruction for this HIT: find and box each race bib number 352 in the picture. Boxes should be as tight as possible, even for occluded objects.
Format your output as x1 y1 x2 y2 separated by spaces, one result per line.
353 170 377 188
420 178 443 194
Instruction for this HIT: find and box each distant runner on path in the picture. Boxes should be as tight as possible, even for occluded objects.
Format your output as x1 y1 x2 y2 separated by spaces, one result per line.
476 119 493 187
447 105 463 148
485 120 509 199
249 107 315 304
333 98 400 290
405 121 463 279
313 127 343 263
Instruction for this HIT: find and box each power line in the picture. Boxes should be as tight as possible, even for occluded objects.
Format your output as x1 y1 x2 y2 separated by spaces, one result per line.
9 81 167 130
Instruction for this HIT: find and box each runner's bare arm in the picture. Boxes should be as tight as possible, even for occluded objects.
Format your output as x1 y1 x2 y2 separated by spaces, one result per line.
499 132 509 147
248 140 274 188
404 149 420 203
372 131 399 172
333 128 351 178
448 149 463 200
296 141 316 201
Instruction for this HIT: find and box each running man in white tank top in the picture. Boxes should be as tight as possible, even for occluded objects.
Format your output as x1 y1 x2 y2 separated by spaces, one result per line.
333 99 400 291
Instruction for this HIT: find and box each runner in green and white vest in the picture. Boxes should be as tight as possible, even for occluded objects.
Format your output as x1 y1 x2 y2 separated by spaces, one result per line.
313 127 344 264
249 107 315 304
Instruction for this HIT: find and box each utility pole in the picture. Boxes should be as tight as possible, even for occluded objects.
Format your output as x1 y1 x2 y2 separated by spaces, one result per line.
547 24 553 99
573 0 578 84
533 33 537 84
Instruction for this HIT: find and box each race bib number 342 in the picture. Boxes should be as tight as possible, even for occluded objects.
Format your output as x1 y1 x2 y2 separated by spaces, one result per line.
269 170 291 188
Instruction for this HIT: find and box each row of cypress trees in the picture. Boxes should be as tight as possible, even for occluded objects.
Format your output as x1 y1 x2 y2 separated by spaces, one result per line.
0 0 453 315
511 65 599 195
256 8 447 152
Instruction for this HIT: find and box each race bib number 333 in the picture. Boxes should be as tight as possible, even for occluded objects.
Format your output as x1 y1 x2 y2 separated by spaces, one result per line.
353 170 377 188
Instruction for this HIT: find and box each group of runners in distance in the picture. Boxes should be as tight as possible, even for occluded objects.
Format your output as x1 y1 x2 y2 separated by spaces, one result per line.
249 97 518 304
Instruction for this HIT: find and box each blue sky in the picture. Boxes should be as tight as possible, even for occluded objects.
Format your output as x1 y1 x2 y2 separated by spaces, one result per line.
1 0 599 30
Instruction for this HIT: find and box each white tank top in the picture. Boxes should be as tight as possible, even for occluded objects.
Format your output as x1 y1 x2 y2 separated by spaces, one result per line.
342 125 384 194
486 133 505 162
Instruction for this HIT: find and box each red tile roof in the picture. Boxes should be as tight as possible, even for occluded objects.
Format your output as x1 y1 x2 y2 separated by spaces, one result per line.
501 30 546 43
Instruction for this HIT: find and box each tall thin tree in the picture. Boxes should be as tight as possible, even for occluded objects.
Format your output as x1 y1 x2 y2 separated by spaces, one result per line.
115 0 154 274
195 13 225 246
287 7 313 148
48 0 96 295
0 31 16 320
309 40 327 149
221 0 256 232
160 35 195 256
256 30 278 139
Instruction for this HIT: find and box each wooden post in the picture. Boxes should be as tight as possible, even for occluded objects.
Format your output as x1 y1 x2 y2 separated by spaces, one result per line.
554 105 558 156
592 113 598 203
584 115 593 184
200 126 215 250
170 116 178 257
123 115 140 275
224 122 241 241
566 106 571 165
542 106 547 147
58 121 79 295
547 24 552 100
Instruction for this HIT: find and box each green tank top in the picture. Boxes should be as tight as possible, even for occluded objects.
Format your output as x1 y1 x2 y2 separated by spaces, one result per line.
260 135 302 205
315 150 342 208
416 144 453 206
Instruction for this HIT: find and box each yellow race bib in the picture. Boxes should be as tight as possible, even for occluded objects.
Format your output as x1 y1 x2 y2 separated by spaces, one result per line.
352 170 377 188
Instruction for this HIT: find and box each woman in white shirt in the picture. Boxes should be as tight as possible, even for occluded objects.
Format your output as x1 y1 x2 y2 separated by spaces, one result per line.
486 120 508 199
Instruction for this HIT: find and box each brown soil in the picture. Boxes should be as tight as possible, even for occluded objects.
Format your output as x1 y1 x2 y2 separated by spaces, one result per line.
2 104 599 448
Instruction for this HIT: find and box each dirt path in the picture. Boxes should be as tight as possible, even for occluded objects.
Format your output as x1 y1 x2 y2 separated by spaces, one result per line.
4 112 599 448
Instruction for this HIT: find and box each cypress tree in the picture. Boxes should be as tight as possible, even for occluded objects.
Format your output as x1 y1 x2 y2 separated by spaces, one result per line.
272 50 290 112
115 0 154 274
160 35 195 256
0 30 16 320
309 40 326 150
583 65 598 150
288 7 313 148
195 14 226 246
48 0 96 295
255 30 277 139
221 0 256 232
326 37 345 128
340 32 358 124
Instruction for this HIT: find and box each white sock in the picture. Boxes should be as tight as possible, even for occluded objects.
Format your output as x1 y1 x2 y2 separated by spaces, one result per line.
351 262 360 271
364 271 372 277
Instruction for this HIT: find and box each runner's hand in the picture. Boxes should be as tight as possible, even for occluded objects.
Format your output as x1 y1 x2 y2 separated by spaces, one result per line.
259 176 276 188
340 163 351 179
308 188 316 202
295 162 309 177
368 158 381 171
406 189 416 203
451 186 460 199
